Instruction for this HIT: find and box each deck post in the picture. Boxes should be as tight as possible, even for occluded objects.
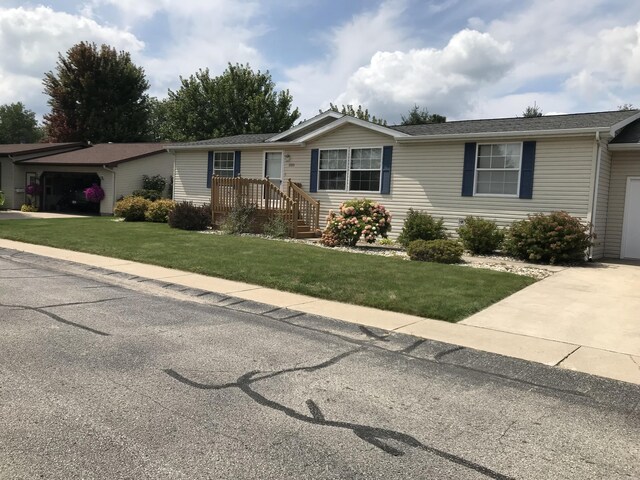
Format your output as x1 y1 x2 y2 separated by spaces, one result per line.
292 201 299 238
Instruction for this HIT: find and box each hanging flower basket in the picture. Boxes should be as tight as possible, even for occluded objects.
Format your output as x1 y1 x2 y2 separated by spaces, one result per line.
25 183 42 196
84 184 105 203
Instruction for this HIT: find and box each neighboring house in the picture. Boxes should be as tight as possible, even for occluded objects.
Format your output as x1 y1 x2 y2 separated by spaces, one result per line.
0 143 172 215
167 109 640 259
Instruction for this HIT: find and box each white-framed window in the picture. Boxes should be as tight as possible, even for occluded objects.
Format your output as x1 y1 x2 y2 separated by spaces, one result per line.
318 147 382 192
474 143 521 196
214 151 234 177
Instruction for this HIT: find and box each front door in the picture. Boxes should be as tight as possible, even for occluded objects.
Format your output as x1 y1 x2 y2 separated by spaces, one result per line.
622 177 640 259
264 152 283 189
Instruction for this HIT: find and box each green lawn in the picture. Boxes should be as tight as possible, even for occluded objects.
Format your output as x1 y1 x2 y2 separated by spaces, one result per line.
0 217 535 321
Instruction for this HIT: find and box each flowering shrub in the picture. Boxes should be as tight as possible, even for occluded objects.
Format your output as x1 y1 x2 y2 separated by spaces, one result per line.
145 199 176 223
321 199 391 247
84 184 105 203
114 196 151 221
504 211 593 264
25 183 42 196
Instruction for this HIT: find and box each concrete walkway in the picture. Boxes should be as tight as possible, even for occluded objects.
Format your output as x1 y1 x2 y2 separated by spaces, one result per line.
0 238 638 385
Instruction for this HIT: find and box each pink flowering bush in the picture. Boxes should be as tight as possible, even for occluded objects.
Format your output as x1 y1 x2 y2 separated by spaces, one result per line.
84 184 105 203
321 198 392 247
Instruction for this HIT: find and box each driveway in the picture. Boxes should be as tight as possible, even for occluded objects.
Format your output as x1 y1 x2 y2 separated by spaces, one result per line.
0 210 87 220
1 248 639 479
462 261 640 379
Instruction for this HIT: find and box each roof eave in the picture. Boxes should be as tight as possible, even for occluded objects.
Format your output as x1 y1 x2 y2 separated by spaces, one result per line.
395 127 610 143
166 141 305 151
607 143 640 151
266 110 344 142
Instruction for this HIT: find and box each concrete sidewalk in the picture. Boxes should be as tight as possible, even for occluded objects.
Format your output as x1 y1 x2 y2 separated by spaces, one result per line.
0 238 638 384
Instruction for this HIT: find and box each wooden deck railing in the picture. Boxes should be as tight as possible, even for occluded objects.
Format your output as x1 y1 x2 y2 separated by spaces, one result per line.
211 176 301 237
287 179 320 233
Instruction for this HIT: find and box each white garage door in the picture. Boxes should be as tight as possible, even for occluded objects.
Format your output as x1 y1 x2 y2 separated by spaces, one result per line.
622 177 640 259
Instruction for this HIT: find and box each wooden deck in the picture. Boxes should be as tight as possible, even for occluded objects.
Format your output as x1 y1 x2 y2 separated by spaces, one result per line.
211 177 320 238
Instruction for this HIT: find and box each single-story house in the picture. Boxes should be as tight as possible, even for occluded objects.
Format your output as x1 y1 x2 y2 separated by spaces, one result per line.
0 143 173 215
167 109 640 259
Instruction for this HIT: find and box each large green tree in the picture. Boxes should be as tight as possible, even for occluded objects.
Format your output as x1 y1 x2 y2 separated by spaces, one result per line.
0 102 42 143
326 103 387 125
159 64 300 141
400 105 446 125
43 42 150 142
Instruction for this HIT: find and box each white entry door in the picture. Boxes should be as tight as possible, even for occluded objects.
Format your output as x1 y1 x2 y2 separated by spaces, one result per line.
622 177 640 259
264 152 283 189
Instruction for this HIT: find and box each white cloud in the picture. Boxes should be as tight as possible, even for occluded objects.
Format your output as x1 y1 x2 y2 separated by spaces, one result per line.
282 0 413 119
86 0 266 98
0 5 143 115
336 29 512 120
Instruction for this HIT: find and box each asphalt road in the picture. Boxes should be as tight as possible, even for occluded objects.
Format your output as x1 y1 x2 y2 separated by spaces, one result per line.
1 248 639 480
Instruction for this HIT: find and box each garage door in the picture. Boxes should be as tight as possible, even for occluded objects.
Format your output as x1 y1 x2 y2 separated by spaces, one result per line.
622 177 640 259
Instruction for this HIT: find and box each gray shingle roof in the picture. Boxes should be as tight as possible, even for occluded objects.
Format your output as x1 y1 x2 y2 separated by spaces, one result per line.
170 133 276 147
0 143 82 156
390 110 639 136
610 118 640 144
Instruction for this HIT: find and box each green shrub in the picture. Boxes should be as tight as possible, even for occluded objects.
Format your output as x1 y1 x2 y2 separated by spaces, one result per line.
222 202 257 234
378 237 396 246
168 201 211 230
504 211 593 264
20 204 37 212
321 198 392 247
142 174 167 193
114 196 151 221
0 190 5 207
407 239 464 264
145 199 176 223
457 216 505 254
132 189 163 201
263 214 290 238
398 209 447 246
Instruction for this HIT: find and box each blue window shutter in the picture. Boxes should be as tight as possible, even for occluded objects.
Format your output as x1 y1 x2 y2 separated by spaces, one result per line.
381 146 393 194
461 142 476 196
234 151 241 177
519 141 536 199
207 151 213 188
310 149 319 193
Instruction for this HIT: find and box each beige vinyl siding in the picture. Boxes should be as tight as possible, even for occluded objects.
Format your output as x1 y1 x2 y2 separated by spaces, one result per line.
591 142 612 258
173 149 264 205
114 152 174 201
286 124 596 236
604 151 640 258
0 158 16 209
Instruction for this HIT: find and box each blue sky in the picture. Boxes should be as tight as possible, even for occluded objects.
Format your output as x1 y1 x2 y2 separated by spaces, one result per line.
1 0 640 124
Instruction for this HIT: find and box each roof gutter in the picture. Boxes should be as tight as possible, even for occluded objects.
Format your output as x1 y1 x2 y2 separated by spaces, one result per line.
394 126 611 143
166 141 305 152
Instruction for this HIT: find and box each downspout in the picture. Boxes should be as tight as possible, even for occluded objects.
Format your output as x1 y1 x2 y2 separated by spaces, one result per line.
588 131 602 260
102 164 116 215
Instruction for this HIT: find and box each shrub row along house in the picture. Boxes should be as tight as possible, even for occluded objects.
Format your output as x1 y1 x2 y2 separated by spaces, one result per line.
168 109 640 260
0 143 172 214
